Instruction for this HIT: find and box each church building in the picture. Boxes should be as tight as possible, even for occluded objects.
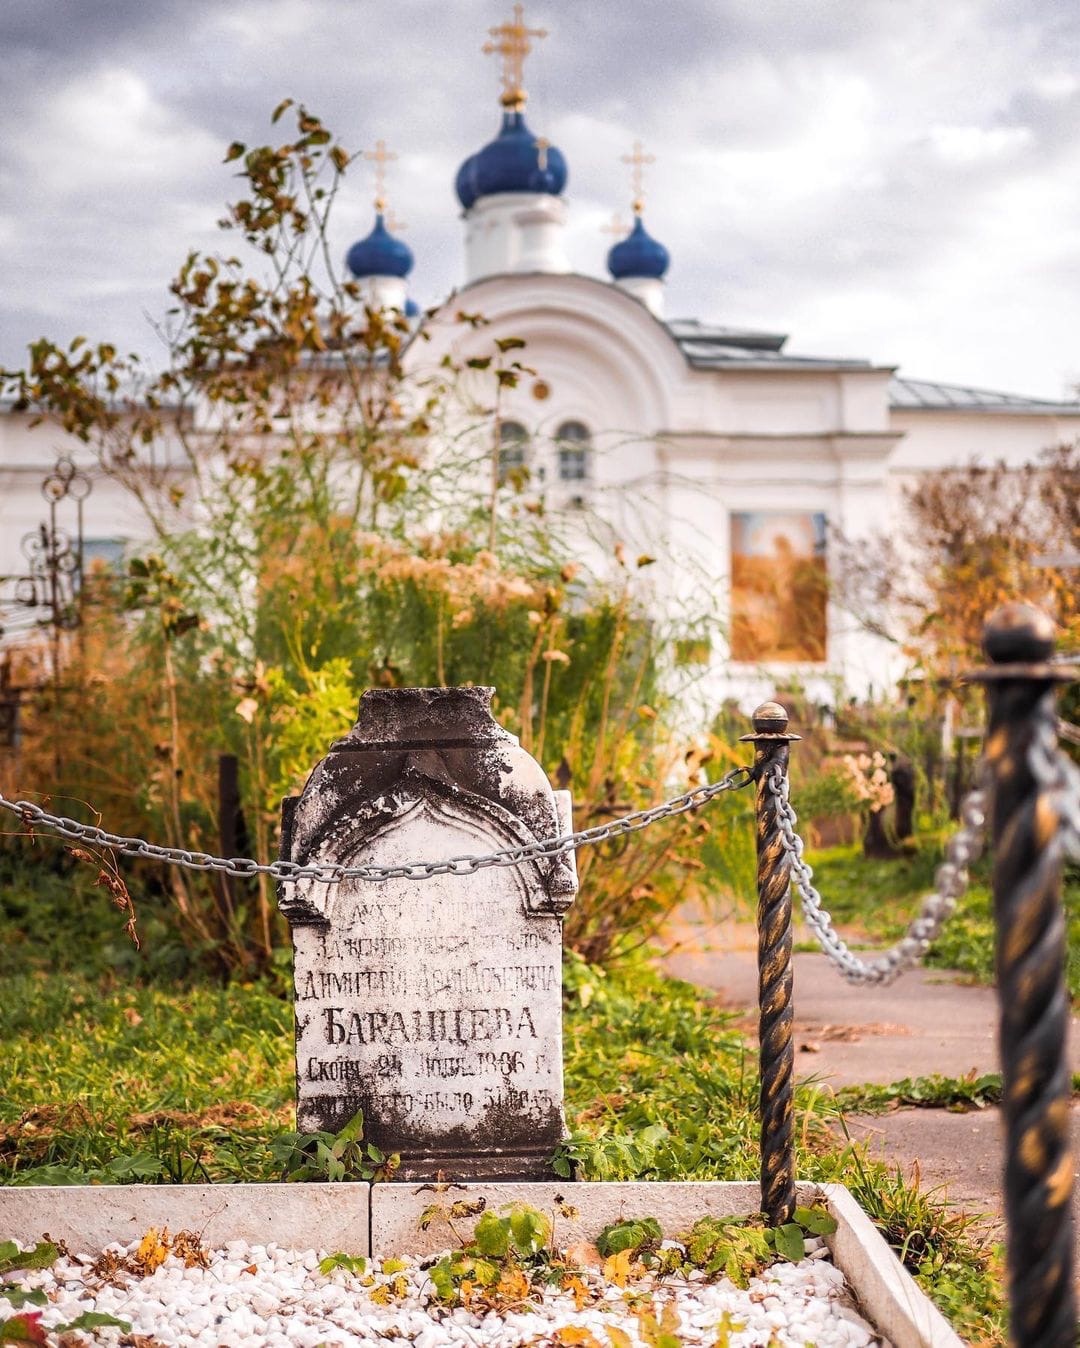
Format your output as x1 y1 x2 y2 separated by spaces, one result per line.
3 7 1078 703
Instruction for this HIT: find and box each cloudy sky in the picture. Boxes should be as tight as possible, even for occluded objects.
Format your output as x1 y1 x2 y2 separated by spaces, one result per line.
3 0 1079 398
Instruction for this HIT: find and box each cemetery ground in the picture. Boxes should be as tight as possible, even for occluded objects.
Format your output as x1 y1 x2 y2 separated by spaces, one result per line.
2 842 1063 1345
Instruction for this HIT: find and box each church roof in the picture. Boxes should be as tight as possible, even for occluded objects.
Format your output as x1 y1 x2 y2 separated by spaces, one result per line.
889 375 1080 415
346 213 414 280
666 318 874 370
455 111 567 210
608 216 669 280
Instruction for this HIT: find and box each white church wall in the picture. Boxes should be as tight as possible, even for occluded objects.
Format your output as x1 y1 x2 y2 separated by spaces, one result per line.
888 409 1076 471
462 193 570 283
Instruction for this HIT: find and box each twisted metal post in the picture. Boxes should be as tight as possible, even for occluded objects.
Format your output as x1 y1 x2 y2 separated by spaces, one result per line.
971 603 1076 1347
741 701 801 1225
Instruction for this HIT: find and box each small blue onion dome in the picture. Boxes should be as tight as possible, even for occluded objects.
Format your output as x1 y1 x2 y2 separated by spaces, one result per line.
404 297 420 318
455 111 567 209
607 216 670 280
346 214 414 279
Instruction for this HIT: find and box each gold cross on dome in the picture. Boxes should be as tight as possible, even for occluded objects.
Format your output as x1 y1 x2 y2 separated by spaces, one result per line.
483 4 547 111
621 139 655 215
364 139 398 212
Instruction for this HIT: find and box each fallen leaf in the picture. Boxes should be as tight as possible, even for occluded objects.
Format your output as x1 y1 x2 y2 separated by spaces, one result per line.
564 1240 603 1269
134 1228 170 1275
602 1248 632 1288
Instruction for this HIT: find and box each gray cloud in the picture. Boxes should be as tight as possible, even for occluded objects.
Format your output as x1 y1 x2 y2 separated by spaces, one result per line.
2 0 1079 399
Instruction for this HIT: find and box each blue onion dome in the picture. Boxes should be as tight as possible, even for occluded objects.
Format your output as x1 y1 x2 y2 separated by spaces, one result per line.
403 297 420 318
607 215 670 280
455 111 567 209
346 213 414 279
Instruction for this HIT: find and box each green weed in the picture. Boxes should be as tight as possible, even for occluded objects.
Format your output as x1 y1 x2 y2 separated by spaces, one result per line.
834 1071 1004 1114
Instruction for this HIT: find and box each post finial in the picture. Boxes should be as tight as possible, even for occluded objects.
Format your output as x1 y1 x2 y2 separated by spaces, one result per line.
752 701 790 735
983 602 1056 666
483 4 547 111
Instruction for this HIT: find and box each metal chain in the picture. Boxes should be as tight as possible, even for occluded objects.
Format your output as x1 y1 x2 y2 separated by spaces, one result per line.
1030 714 1080 864
0 766 753 884
769 762 989 985
1059 756 1080 861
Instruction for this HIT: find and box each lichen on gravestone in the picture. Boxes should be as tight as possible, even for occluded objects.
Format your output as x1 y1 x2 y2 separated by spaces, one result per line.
277 686 577 1181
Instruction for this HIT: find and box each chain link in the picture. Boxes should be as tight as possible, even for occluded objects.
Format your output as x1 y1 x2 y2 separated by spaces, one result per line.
1059 756 1080 862
0 766 753 884
770 762 989 985
1030 711 1080 864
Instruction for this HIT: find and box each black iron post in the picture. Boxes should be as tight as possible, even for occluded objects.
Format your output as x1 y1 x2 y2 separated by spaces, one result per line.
741 701 801 1225
972 602 1076 1347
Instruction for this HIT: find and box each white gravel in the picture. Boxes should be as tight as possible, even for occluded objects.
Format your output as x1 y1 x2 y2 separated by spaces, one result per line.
2 1235 887 1347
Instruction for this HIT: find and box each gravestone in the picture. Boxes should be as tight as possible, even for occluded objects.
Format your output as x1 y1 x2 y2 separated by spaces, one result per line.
277 686 577 1181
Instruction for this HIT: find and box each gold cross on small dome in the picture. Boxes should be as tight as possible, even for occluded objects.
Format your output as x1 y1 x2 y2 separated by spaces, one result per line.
621 139 655 216
364 139 398 212
483 4 547 111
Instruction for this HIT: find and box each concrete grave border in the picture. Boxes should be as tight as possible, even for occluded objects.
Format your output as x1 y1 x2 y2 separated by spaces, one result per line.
0 1179 961 1346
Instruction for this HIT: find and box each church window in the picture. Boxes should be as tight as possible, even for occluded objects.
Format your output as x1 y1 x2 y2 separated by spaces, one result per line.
498 421 528 484
81 537 127 571
556 420 591 481
729 511 827 662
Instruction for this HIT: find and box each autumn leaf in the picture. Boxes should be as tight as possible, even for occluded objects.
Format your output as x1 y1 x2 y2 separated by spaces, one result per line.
601 1248 632 1287
560 1273 590 1310
552 1327 603 1347
134 1227 170 1274
494 1266 530 1304
0 1311 47 1345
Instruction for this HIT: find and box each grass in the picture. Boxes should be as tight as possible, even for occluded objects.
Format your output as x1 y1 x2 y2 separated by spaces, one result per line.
0 853 1008 1342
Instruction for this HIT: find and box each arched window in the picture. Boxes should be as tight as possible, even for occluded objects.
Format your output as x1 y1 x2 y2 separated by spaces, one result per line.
498 420 528 484
556 421 590 482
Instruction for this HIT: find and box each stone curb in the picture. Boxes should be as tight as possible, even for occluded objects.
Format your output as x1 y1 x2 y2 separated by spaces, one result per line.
0 1182 370 1256
0 1180 962 1346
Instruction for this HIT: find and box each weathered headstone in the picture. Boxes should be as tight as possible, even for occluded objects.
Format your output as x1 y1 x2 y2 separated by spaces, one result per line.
277 686 577 1180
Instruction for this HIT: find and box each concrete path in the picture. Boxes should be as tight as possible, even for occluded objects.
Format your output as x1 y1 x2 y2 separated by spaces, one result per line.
661 907 1080 1262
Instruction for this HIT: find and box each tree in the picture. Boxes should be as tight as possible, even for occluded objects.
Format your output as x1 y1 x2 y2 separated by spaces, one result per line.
1 104 730 975
832 445 1079 710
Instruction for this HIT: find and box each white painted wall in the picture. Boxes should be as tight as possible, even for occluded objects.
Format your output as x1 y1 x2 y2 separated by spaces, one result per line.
462 194 569 284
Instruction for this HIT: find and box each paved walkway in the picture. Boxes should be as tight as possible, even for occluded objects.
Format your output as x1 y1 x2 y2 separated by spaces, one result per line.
662 906 1080 1265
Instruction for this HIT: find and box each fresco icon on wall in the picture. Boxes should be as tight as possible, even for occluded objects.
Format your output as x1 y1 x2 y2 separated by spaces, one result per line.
730 511 827 662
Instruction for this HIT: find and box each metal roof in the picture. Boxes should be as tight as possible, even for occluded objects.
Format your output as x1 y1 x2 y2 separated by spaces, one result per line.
666 318 875 371
889 376 1080 415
